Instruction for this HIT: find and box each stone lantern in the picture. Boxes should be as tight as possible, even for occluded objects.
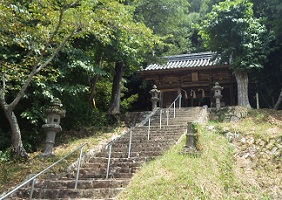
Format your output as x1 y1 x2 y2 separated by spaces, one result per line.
40 98 66 157
149 85 160 111
212 82 224 110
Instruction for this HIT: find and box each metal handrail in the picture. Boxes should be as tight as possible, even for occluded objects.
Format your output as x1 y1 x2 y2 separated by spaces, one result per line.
164 93 182 126
0 143 87 200
104 94 182 179
104 109 162 179
105 127 136 179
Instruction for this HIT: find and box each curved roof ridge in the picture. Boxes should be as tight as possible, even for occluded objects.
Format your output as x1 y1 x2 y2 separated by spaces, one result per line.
164 51 215 62
143 51 225 71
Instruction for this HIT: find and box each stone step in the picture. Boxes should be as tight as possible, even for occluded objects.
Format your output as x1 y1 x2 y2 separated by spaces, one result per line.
129 126 186 131
78 167 140 179
81 161 141 171
109 141 176 150
107 146 164 153
134 125 186 129
118 135 182 141
17 187 124 199
95 150 164 159
82 172 134 179
30 179 130 190
78 167 140 177
113 137 180 144
88 156 158 164
108 142 177 151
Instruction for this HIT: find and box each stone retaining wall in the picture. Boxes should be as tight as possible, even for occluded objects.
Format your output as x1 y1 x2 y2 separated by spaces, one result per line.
209 106 249 122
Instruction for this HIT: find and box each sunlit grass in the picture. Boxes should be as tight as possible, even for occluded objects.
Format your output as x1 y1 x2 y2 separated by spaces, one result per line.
0 126 125 193
1 109 281 198
117 109 282 199
117 125 236 200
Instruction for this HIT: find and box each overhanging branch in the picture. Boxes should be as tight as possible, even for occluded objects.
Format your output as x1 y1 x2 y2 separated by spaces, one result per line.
9 27 79 110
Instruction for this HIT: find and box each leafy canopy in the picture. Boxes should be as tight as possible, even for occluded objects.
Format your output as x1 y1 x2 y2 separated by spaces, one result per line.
199 0 271 71
134 0 192 55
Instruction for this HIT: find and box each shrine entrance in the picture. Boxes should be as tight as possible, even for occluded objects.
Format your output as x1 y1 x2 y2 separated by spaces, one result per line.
140 52 237 108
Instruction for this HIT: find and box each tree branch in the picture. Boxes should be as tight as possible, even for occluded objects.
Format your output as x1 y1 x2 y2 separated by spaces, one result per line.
9 27 79 110
32 0 80 70
0 73 8 110
45 8 65 50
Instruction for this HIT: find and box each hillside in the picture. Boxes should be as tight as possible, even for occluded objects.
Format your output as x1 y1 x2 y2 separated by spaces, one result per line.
1 109 281 199
117 109 282 199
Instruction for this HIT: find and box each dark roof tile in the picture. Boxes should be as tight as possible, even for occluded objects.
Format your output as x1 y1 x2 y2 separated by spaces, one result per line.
143 52 224 71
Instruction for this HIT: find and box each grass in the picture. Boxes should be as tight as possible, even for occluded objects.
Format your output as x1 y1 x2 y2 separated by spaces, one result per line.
0 126 125 194
117 109 282 199
117 125 236 199
1 108 281 199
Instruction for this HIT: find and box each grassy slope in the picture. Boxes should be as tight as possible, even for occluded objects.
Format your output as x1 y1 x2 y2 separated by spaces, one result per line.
117 109 282 200
0 126 124 194
1 109 281 199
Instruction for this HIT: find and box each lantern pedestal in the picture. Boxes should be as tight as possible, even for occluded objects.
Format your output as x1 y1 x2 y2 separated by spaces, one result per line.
149 85 160 111
212 82 224 110
39 98 65 158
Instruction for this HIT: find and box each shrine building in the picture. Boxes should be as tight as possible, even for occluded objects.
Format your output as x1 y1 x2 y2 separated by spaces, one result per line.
140 52 237 108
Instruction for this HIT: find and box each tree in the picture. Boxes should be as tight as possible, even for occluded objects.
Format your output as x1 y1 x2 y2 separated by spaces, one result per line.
250 0 282 109
199 0 271 108
0 0 140 158
134 0 192 55
93 2 158 116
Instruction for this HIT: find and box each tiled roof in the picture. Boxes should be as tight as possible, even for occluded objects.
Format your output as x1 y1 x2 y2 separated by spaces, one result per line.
143 52 224 71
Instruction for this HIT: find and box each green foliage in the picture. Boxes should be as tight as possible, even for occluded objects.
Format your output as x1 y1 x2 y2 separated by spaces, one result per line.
135 0 193 55
120 94 138 112
0 149 12 163
199 0 272 71
251 0 282 44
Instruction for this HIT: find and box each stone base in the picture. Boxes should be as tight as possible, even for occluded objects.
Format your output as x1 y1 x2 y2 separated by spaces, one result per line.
180 147 201 157
38 152 56 158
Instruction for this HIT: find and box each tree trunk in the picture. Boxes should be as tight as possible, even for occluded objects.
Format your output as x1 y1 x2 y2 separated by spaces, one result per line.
108 61 123 115
88 75 99 107
3 107 28 159
234 70 252 108
274 88 282 110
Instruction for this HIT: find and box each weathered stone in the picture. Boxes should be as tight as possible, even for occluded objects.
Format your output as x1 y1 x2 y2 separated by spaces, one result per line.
260 158 268 165
242 153 250 159
246 137 255 145
258 140 266 147
230 116 240 122
149 85 160 111
276 143 282 149
240 137 246 144
270 147 278 155
40 98 65 158
249 154 258 162
266 143 275 150
212 82 223 110
236 157 247 168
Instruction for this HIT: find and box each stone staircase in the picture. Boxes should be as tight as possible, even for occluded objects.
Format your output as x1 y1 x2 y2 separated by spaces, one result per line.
9 107 204 200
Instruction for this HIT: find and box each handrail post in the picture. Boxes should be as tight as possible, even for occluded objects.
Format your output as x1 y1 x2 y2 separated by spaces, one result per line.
29 179 36 200
179 94 182 108
106 145 112 179
159 109 162 129
147 117 151 140
166 110 169 126
173 101 176 118
74 146 84 190
128 129 132 158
